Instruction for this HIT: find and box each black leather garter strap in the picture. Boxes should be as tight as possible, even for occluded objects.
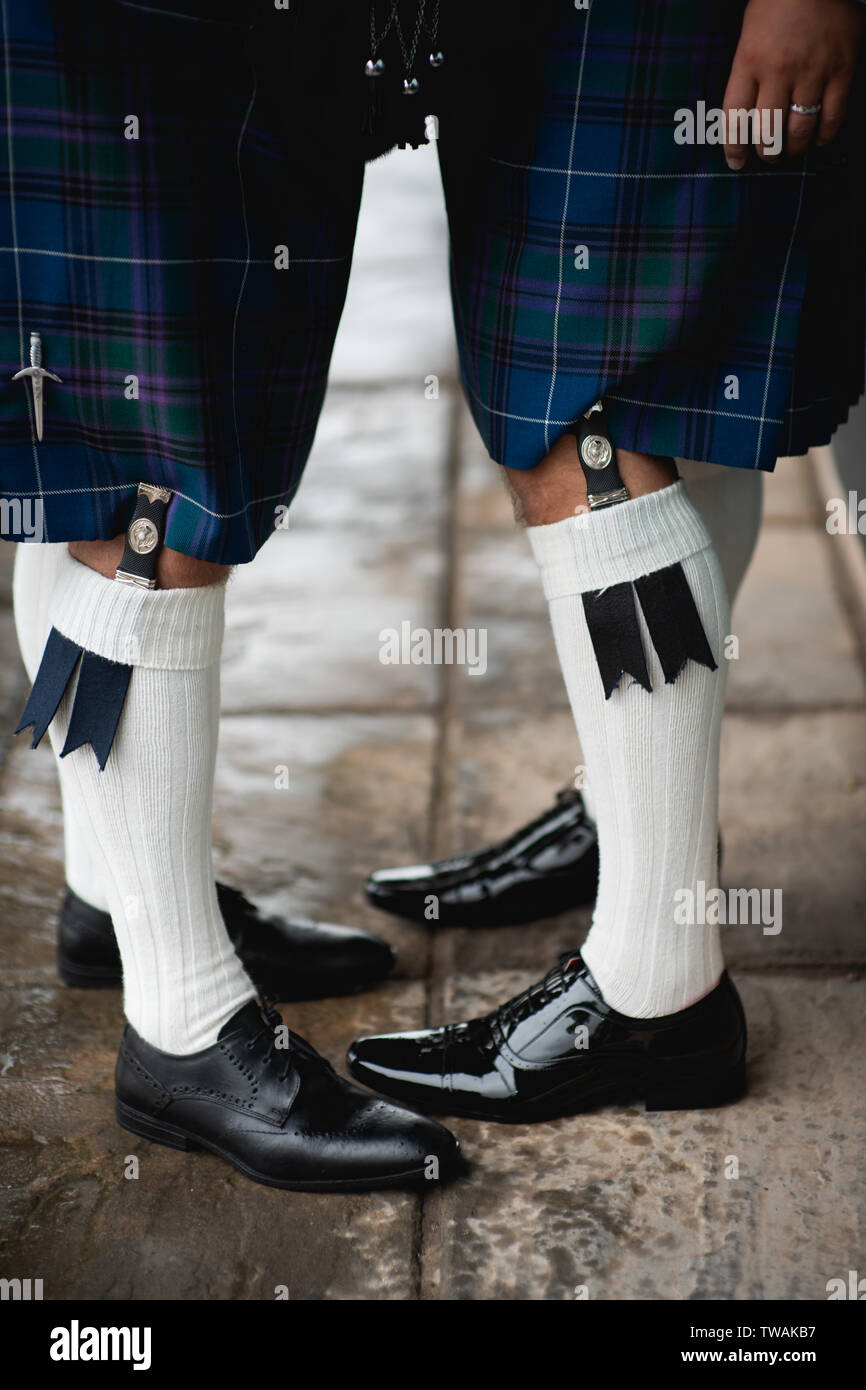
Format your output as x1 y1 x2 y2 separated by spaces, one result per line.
568 401 629 510
115 484 171 589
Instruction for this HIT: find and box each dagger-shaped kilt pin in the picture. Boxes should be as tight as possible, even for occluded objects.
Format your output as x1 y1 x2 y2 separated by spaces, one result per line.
12 331 62 441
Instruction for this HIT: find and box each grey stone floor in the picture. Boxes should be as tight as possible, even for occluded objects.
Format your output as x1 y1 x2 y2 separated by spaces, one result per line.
1 148 864 1301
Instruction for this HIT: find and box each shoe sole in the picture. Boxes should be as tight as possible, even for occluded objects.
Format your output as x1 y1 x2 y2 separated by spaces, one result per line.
346 1057 747 1124
115 1098 457 1192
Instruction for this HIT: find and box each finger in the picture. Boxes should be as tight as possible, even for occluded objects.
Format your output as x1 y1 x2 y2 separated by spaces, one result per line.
816 73 851 146
753 81 788 162
786 89 824 158
722 59 758 170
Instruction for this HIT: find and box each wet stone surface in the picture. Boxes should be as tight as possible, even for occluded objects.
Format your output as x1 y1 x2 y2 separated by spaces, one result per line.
1 150 864 1301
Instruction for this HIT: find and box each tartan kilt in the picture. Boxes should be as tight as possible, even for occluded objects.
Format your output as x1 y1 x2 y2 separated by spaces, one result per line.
0 1 864 564
442 0 866 477
0 1 364 563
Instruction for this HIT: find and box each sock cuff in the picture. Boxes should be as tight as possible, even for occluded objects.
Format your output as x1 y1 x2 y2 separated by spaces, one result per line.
527 480 712 599
48 548 226 669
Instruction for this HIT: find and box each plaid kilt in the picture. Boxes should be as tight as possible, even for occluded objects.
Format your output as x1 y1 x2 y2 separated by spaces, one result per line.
0 1 364 563
442 0 866 477
1 1 864 563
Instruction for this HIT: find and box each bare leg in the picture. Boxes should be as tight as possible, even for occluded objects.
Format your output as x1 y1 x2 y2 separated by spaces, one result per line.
504 439 677 526
69 536 229 588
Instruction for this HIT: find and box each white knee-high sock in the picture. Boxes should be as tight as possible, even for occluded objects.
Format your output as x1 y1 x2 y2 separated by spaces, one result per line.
529 482 729 1018
15 546 255 1052
580 459 762 824
14 543 107 909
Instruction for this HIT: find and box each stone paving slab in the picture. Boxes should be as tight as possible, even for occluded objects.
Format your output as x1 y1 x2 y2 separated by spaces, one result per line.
221 385 453 716
329 145 454 387
726 526 866 710
718 710 866 965
221 526 445 714
763 456 817 525
212 713 439 979
454 612 571 714
0 740 66 981
289 384 455 533
0 980 427 1301
432 973 865 1301
330 258 457 387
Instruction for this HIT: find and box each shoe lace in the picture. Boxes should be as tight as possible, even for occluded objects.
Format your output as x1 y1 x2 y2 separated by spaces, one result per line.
245 996 332 1082
492 953 583 1032
245 997 292 1081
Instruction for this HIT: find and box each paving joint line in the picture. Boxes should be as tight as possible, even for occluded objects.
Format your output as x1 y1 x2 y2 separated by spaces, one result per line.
417 386 463 1303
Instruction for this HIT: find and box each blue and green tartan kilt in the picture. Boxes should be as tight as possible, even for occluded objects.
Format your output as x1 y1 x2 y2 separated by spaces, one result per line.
442 0 866 480
0 1 365 563
0 1 864 564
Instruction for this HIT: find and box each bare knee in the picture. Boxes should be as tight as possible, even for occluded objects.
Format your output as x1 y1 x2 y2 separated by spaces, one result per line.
503 435 678 526
69 537 230 588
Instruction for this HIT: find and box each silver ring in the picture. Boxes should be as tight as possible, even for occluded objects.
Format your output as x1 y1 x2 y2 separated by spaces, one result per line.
789 101 822 116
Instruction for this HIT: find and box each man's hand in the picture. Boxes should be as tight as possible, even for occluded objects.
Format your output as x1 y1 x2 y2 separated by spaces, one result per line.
723 0 864 168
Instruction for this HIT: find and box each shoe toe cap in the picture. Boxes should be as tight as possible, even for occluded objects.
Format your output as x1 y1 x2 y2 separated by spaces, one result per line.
367 862 435 888
323 927 395 976
262 921 396 994
347 1029 447 1089
362 1096 459 1172
364 877 429 916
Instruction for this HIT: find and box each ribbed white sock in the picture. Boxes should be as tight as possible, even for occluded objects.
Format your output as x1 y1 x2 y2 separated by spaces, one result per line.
14 545 255 1053
529 481 729 1018
579 459 762 824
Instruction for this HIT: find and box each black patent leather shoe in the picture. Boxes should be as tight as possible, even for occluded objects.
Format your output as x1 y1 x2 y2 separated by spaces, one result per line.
116 999 459 1191
348 954 747 1123
365 788 599 927
58 882 395 1000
